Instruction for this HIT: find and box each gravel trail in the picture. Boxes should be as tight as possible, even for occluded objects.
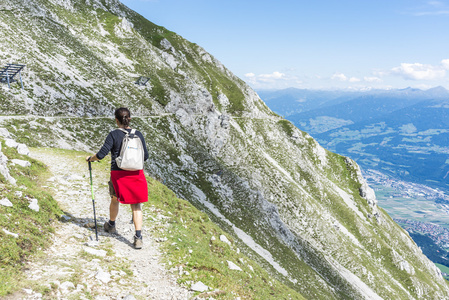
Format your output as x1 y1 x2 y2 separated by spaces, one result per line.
9 148 192 300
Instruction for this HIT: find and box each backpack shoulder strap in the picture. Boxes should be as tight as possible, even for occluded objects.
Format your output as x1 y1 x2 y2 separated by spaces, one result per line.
116 128 129 134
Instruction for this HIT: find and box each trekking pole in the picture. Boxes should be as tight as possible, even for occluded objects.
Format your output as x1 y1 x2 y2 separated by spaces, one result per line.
88 159 99 241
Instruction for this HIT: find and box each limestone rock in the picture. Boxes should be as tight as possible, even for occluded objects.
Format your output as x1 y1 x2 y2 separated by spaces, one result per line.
162 52 178 70
392 249 415 275
227 260 242 271
399 260 415 275
3 228 18 238
218 93 230 107
160 38 174 51
0 198 13 207
28 198 40 212
85 240 100 248
220 235 231 245
6 175 16 185
191 281 209 292
95 269 111 284
0 151 15 185
359 181 377 207
219 114 230 129
17 144 30 156
84 247 107 257
5 138 18 148
346 157 378 207
12 159 31 167
0 128 11 138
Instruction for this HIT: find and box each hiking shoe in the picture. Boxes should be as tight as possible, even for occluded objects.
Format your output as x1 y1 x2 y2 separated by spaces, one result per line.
104 221 117 234
133 235 143 249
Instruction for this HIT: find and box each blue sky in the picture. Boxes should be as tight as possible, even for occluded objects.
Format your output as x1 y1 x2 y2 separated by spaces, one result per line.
121 0 449 90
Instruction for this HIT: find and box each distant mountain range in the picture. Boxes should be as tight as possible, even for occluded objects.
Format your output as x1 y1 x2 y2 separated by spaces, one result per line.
260 86 449 194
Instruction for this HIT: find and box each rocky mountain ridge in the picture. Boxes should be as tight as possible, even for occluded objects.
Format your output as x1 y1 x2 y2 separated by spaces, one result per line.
1 0 449 298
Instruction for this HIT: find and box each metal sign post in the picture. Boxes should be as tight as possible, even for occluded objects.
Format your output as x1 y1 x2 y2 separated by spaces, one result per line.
19 70 23 90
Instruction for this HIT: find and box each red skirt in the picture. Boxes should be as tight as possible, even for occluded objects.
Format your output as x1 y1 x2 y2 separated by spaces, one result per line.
110 170 148 204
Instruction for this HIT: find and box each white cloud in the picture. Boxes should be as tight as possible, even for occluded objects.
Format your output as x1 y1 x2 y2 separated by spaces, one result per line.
259 71 285 79
243 71 301 89
442 59 449 70
390 62 446 80
410 1 449 16
331 73 348 81
331 73 362 83
428 1 445 7
413 10 449 16
363 76 382 83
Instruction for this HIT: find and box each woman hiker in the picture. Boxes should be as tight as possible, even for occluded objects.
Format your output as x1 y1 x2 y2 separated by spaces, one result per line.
86 107 149 249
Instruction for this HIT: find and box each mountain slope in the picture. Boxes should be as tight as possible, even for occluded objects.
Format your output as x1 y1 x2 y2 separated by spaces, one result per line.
1 0 449 298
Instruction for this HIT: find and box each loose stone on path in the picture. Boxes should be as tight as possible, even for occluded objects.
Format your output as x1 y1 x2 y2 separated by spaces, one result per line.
84 247 107 257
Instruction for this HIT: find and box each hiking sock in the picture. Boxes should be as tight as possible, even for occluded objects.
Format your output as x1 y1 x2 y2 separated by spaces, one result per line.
135 230 142 238
109 220 116 226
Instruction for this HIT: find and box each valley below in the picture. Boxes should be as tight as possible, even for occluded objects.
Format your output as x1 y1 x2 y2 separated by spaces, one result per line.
260 87 449 275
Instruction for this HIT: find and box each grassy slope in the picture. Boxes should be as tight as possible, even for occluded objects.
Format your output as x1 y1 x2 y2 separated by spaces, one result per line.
0 140 63 296
146 172 304 299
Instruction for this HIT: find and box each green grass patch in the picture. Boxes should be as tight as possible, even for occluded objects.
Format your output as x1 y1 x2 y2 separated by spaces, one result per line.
277 119 295 137
436 263 449 281
143 176 305 299
149 76 169 106
436 263 449 274
0 141 63 297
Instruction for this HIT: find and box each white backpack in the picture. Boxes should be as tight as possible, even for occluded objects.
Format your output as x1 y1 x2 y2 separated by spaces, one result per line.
115 128 144 171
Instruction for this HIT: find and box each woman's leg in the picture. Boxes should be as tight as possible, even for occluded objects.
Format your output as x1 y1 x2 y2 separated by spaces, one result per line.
131 203 143 249
105 180 119 234
110 195 119 221
131 203 142 231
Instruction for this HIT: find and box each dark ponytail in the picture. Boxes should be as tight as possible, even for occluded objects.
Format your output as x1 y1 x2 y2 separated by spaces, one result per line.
115 107 131 127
